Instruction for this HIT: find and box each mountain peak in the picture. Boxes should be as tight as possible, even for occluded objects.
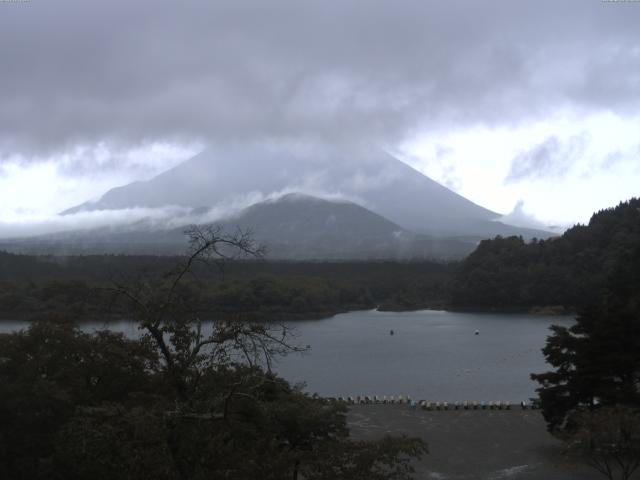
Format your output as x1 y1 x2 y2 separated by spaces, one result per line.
60 145 549 240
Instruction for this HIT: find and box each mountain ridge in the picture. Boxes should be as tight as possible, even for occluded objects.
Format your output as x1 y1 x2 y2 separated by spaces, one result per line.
61 146 534 239
9 193 479 259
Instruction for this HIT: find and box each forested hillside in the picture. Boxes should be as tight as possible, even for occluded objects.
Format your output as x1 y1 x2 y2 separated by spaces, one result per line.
451 198 640 310
3 198 638 319
0 253 453 320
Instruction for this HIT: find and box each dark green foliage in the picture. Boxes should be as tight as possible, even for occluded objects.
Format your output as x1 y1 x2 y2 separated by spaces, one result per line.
0 319 426 480
0 318 159 480
531 242 640 433
563 406 640 480
0 257 453 320
0 228 426 479
54 406 175 480
452 198 640 310
304 436 427 480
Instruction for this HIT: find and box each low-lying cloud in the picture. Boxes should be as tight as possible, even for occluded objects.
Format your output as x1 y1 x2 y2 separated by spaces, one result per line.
0 207 191 239
499 199 563 232
0 186 365 239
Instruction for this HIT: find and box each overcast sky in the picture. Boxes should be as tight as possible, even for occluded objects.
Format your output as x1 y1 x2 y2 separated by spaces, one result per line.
0 0 639 234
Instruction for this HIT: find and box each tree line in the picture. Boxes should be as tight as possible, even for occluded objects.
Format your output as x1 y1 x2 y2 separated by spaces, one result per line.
0 252 453 321
0 226 427 480
450 198 640 311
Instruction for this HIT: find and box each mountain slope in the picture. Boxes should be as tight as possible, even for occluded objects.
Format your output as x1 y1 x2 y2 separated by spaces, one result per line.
63 145 548 239
9 194 478 259
223 193 476 259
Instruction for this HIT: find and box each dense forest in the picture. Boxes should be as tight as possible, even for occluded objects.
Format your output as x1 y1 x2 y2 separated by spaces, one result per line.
2 198 639 320
450 198 640 312
0 252 453 321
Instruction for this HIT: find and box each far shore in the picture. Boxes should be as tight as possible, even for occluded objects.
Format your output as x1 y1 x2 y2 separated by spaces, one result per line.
0 304 576 324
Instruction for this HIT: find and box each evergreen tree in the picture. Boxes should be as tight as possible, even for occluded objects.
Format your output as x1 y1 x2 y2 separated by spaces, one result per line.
452 198 640 310
532 244 640 433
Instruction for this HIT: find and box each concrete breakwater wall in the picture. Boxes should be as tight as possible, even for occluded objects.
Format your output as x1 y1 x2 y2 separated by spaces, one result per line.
328 395 540 410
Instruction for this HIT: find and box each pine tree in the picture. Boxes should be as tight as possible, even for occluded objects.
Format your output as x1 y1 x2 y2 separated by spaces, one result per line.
532 244 640 433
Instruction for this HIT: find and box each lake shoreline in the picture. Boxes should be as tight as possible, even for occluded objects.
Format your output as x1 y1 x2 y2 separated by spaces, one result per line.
0 303 575 323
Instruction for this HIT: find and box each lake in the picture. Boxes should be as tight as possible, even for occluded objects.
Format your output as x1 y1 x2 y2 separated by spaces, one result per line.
0 309 574 402
274 309 573 402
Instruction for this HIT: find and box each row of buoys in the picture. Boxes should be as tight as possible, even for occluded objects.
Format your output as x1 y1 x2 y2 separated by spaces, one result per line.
418 400 512 410
329 397 540 410
333 395 411 405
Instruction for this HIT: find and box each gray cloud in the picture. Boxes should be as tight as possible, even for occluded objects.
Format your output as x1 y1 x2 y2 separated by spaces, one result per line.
401 146 462 191
505 133 591 183
0 207 188 239
51 144 198 181
0 187 362 239
0 0 639 159
500 200 543 229
499 200 566 233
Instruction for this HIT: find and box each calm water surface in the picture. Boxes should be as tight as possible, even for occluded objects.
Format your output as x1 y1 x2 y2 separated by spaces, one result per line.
273 309 573 402
1 309 574 402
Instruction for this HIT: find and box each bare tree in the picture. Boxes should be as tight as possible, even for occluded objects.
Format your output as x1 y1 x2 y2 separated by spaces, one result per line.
109 224 305 401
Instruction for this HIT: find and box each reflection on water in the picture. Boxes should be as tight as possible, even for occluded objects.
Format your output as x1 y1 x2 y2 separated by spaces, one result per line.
0 309 574 401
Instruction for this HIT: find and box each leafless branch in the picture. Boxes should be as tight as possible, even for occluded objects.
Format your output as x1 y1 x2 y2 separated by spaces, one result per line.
105 224 302 404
